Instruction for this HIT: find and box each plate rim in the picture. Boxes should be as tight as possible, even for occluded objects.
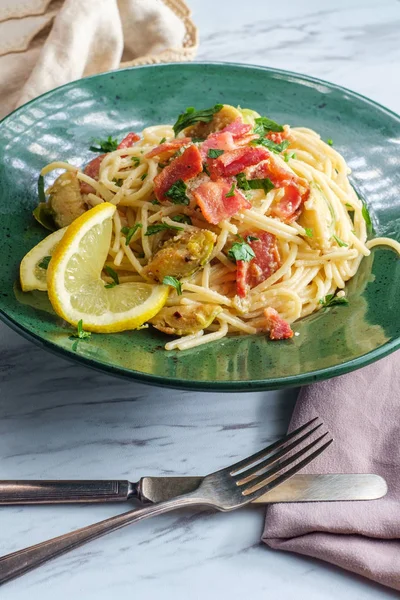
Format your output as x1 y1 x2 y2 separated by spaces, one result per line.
1 61 399 391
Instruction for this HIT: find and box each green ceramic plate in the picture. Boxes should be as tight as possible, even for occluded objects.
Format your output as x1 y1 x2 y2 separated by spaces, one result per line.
0 63 399 391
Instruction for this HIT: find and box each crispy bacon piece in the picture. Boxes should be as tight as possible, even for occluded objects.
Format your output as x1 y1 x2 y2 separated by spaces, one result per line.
209 147 269 180
236 231 280 298
264 307 294 340
153 145 203 203
79 154 106 195
266 125 291 144
145 137 192 161
118 132 140 149
246 154 309 221
200 131 236 160
193 178 251 225
221 118 252 139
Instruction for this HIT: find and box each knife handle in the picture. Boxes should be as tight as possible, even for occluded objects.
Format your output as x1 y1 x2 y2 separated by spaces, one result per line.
0 480 136 504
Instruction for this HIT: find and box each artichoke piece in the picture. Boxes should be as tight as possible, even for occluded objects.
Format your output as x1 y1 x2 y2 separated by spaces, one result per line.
184 104 242 138
143 229 216 283
150 303 222 336
48 172 87 228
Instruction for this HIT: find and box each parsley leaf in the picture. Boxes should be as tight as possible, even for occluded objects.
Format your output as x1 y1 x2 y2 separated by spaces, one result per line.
332 234 348 247
132 156 141 166
90 136 118 153
140 173 147 181
159 137 167 144
362 204 373 234
70 319 92 340
207 148 224 159
327 138 334 146
252 137 290 154
171 214 192 225
113 178 123 187
247 235 259 242
162 275 182 295
173 104 223 136
151 199 160 205
38 255 51 270
145 223 184 236
228 241 256 262
121 223 143 245
104 265 120 288
225 182 236 198
284 151 296 162
304 228 313 238
165 179 190 205
235 172 274 193
253 116 284 136
319 293 349 308
203 163 211 176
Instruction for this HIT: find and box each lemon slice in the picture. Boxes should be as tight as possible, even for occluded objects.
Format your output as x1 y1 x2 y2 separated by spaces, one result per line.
20 227 67 292
47 203 168 332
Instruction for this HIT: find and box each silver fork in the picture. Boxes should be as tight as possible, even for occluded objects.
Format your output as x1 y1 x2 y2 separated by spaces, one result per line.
0 417 332 585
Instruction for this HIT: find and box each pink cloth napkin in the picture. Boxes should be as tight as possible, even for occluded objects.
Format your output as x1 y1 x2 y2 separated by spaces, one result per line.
263 351 400 592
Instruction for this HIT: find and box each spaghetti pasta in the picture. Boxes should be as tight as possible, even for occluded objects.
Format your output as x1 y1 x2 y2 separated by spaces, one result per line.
29 104 399 350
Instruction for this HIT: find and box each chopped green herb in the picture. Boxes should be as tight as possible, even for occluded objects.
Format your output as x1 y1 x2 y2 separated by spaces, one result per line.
90 136 118 153
228 241 256 262
207 148 224 159
132 156 141 166
159 137 167 144
319 293 349 308
327 138 334 146
225 182 236 198
113 178 123 187
362 203 373 234
70 319 92 340
304 228 313 238
253 116 284 134
38 174 46 203
203 163 211 176
162 275 182 295
121 223 143 245
345 203 353 209
192 137 205 143
252 137 290 154
104 265 120 288
284 151 297 162
38 255 51 270
246 235 259 242
140 173 147 181
165 179 190 205
173 104 224 136
171 214 192 225
332 234 348 247
158 162 167 169
151 199 160 205
33 202 56 231
145 223 184 236
235 172 274 193
171 148 184 160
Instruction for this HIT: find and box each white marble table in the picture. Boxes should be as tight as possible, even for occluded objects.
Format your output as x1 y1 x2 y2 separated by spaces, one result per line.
1 0 400 598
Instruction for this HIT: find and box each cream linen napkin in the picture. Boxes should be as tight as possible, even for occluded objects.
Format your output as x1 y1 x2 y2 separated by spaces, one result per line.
0 0 197 119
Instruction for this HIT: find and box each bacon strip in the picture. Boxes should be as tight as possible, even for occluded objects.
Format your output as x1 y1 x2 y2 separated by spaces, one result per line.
145 137 192 160
236 231 280 298
209 147 269 180
153 145 203 203
193 178 251 225
118 132 140 149
264 307 294 340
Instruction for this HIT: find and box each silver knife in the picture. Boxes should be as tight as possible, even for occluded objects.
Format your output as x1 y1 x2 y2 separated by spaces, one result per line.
0 474 387 505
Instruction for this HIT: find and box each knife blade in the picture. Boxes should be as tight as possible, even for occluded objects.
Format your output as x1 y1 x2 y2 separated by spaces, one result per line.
0 474 387 505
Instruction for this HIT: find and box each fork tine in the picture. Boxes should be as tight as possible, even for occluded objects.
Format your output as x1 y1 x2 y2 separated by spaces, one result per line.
235 422 323 485
229 417 320 475
242 438 333 500
240 432 331 495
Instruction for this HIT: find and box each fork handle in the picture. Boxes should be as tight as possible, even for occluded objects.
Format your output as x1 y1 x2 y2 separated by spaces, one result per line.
0 480 134 504
0 495 199 585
